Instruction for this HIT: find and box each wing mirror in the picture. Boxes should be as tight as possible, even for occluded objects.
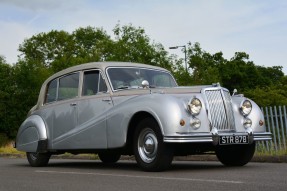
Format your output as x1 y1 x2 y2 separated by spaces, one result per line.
232 89 238 96
142 80 149 89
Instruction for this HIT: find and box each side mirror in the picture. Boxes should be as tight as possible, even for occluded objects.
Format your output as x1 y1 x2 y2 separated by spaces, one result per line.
142 80 149 89
232 89 237 96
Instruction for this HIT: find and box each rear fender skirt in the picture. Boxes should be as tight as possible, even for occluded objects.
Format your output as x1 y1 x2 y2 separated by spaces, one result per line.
16 115 48 152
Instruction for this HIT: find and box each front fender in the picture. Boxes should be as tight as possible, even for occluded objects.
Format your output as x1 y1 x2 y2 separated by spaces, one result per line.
107 93 206 148
232 96 266 133
16 115 48 152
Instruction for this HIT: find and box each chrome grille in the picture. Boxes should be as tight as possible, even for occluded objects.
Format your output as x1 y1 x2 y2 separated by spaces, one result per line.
205 89 235 131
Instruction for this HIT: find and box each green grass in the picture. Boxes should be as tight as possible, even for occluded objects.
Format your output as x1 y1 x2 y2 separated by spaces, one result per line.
0 143 25 156
0 144 98 159
255 149 287 157
57 152 99 160
0 147 24 154
256 142 287 156
0 144 99 160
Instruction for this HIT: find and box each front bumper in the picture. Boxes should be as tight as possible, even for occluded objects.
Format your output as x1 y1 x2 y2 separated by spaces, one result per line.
163 132 272 145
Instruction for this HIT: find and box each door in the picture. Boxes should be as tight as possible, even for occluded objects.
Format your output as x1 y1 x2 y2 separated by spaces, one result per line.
51 72 80 149
76 70 112 149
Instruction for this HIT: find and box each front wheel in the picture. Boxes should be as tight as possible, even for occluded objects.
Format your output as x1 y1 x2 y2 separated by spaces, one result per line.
133 118 173 171
26 152 51 167
216 142 256 166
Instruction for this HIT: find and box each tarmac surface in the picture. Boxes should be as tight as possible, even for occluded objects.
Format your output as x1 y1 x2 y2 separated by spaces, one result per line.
0 157 286 191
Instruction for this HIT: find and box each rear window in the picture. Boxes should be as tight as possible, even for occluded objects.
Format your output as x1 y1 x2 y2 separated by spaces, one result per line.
45 79 57 104
44 72 80 104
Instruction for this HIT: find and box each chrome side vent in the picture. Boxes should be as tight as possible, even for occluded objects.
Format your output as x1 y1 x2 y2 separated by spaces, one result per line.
204 89 235 131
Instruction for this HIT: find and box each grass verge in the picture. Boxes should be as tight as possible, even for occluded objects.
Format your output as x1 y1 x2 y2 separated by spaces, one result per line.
0 142 25 158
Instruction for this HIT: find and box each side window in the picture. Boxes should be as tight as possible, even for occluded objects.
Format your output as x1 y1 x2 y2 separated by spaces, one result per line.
58 73 79 101
82 70 107 96
45 79 58 104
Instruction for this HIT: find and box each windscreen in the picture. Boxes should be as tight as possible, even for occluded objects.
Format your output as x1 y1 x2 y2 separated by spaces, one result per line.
107 67 177 90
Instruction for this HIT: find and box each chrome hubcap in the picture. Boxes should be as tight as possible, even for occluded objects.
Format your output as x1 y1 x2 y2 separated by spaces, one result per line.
30 153 38 160
144 137 155 154
138 128 158 163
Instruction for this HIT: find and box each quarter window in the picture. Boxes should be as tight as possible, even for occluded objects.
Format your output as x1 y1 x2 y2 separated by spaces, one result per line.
45 79 58 104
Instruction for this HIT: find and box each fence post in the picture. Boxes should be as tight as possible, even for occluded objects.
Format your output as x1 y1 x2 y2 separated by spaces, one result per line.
284 106 287 142
270 106 278 152
265 107 272 152
279 106 286 150
274 106 282 151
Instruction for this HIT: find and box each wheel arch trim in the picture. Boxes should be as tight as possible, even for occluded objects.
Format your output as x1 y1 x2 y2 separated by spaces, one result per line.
16 115 48 152
125 111 163 153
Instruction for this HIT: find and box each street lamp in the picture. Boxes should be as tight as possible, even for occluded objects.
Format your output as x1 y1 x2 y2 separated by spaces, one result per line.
169 45 187 72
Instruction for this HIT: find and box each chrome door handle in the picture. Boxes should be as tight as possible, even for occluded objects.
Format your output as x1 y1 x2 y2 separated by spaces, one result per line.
70 103 77 106
102 98 112 102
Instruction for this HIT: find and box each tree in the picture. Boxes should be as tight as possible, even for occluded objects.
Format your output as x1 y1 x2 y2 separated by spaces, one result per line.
186 42 223 85
0 56 16 140
18 25 172 73
256 66 284 87
18 30 73 69
171 56 193 86
218 52 259 91
109 24 172 69
244 86 287 107
178 43 287 106
7 59 52 139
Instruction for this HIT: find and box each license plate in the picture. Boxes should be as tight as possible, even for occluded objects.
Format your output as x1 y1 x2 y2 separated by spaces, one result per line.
219 135 249 145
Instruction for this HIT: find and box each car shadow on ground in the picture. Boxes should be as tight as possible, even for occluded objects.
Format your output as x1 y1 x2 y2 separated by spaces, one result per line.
21 159 246 172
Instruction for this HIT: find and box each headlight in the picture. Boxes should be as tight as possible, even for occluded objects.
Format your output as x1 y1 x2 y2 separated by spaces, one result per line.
243 118 252 128
188 98 202 116
190 118 201 129
240 100 252 116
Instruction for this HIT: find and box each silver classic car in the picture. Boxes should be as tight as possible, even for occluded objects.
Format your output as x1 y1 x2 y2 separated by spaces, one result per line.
16 62 271 171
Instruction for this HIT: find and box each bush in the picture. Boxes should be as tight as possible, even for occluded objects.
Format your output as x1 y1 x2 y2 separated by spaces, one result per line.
0 133 9 147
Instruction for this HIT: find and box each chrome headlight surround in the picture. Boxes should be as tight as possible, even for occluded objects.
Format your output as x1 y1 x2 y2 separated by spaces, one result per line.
243 118 252 129
240 100 252 116
190 118 201 129
188 98 202 116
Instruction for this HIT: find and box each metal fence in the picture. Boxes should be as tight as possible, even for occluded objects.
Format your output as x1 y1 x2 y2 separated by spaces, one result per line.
257 106 287 153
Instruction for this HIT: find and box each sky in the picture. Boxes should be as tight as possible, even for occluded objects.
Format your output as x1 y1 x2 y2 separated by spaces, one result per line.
0 0 286 74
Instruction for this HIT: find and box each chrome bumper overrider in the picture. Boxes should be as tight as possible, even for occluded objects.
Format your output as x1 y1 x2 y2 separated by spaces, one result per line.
163 132 272 144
